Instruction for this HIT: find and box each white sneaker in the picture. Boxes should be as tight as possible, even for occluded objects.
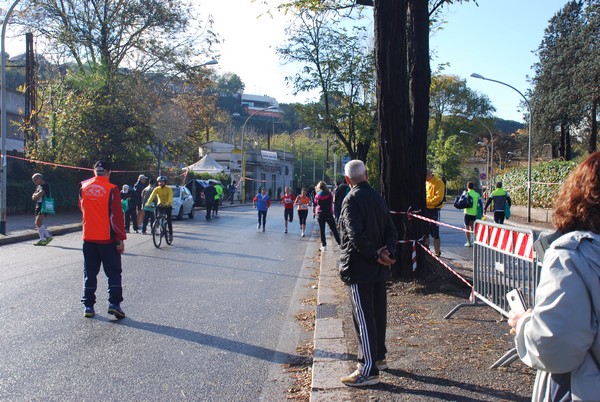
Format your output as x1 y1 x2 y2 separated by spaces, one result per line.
340 369 380 387
301 232 305 237
320 245 327 251
464 241 472 247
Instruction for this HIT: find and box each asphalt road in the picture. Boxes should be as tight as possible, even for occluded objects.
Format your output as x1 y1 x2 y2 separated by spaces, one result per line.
0 205 318 401
436 206 474 260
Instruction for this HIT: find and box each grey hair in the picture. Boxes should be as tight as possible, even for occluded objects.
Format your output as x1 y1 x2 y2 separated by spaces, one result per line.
344 160 366 181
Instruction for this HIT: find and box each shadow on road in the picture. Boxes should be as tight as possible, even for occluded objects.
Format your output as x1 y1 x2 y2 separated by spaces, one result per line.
114 318 304 364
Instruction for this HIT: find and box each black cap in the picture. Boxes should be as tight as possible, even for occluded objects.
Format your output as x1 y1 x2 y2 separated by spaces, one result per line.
94 160 111 172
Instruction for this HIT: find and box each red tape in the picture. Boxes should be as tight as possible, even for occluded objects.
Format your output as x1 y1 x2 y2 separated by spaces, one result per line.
7 154 149 173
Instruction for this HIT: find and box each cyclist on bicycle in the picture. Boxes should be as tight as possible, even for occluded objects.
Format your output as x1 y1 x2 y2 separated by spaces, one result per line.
145 176 174 242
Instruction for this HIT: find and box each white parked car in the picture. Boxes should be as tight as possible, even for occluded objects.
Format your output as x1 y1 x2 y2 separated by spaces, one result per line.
169 185 195 219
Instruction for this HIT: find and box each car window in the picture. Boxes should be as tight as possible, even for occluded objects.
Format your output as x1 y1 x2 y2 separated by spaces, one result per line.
172 187 181 197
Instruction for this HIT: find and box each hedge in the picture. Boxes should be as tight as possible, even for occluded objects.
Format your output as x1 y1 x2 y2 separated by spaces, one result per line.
496 159 579 209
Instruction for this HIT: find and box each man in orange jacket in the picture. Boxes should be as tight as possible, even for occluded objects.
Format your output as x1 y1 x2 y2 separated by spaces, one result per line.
79 160 127 319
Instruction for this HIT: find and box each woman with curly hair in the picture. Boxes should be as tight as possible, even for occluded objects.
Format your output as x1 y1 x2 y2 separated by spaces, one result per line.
508 152 600 401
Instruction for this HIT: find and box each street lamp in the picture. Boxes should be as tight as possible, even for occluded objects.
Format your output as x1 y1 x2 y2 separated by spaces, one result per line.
240 105 275 203
470 73 533 222
1 0 22 235
460 130 489 185
456 113 494 183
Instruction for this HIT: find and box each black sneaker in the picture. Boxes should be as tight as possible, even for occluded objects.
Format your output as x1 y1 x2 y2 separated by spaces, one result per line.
84 306 95 318
107 304 125 319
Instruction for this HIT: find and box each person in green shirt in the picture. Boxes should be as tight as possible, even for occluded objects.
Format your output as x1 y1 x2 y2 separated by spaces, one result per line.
484 181 511 224
212 181 224 217
463 181 480 247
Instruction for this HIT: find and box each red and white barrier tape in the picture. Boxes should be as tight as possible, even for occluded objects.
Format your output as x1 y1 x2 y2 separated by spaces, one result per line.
418 242 473 293
396 239 418 272
7 154 148 173
391 209 473 235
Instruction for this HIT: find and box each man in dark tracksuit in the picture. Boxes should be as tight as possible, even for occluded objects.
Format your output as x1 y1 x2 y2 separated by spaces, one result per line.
338 159 397 387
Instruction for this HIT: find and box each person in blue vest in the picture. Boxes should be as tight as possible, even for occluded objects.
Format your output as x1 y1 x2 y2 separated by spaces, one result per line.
484 181 511 224
253 187 271 231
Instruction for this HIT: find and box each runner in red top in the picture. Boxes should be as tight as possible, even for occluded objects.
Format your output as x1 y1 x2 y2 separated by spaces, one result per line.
280 186 296 234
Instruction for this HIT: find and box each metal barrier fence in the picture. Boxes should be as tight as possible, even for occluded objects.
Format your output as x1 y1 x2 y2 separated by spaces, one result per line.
445 220 539 318
444 220 542 368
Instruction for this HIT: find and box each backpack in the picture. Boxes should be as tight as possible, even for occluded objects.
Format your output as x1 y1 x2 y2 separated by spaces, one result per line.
454 191 473 209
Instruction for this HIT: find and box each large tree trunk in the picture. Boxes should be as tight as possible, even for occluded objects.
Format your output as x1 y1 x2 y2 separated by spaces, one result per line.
375 0 430 278
559 122 566 159
590 99 597 154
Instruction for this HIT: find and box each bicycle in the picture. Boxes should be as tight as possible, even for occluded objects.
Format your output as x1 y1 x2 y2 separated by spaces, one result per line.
151 207 173 248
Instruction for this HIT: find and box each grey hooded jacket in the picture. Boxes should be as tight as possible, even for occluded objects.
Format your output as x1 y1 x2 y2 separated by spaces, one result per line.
515 231 600 401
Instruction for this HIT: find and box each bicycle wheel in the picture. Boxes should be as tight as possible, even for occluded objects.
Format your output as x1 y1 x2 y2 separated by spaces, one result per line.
165 221 173 245
152 219 162 248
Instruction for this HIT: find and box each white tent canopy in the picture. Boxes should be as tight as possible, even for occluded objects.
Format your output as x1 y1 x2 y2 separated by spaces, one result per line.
185 154 225 174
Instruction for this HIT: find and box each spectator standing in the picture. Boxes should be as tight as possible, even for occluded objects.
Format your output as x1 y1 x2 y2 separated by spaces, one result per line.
334 181 350 222
338 159 397 386
141 178 157 234
227 181 236 204
463 181 480 247
213 181 223 217
424 169 445 256
204 181 217 220
280 186 296 233
31 173 53 246
133 174 147 228
79 160 127 319
508 152 600 401
253 187 271 231
120 184 138 233
484 181 511 224
294 188 310 237
313 181 341 250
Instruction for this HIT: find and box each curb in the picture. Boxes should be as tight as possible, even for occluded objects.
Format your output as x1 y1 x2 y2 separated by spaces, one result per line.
0 223 82 246
0 204 251 247
310 246 351 402
309 246 475 401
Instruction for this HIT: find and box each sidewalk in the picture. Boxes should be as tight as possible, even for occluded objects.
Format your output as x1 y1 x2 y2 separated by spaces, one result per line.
309 212 553 401
0 203 248 246
0 211 83 246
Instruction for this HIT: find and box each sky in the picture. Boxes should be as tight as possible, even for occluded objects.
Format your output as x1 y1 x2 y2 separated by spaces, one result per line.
203 0 571 122
3 0 571 122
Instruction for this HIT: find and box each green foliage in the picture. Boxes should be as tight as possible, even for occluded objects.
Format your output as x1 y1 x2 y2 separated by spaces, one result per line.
497 158 579 209
531 0 599 156
277 7 377 163
185 171 231 185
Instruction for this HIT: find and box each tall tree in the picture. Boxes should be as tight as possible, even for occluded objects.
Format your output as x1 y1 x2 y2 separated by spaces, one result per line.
276 0 476 276
277 7 377 162
531 0 599 158
14 0 218 168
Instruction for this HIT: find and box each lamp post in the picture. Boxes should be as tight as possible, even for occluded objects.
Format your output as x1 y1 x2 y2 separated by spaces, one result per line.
1 0 22 235
460 130 489 185
456 113 494 183
240 105 275 203
470 73 533 222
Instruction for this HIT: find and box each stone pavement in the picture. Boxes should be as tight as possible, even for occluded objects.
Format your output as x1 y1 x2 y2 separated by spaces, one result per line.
309 209 553 401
